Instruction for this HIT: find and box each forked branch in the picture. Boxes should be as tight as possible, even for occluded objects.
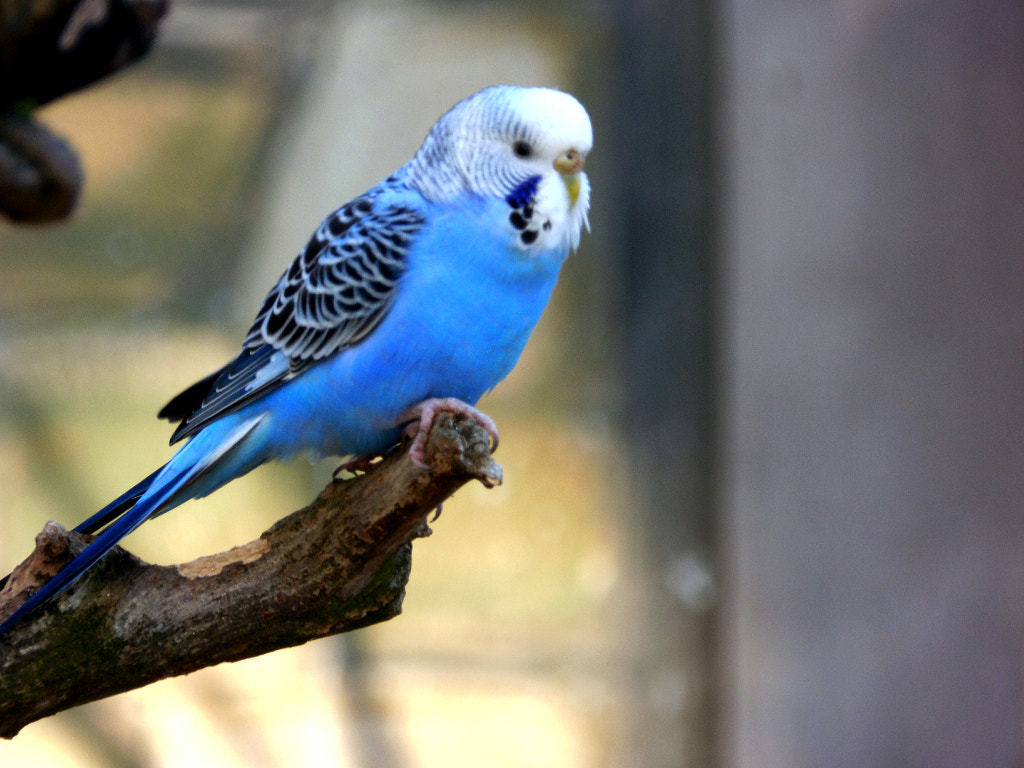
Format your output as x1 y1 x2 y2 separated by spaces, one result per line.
0 412 502 738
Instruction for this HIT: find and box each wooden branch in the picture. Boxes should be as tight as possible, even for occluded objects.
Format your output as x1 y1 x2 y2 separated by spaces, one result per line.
0 412 503 739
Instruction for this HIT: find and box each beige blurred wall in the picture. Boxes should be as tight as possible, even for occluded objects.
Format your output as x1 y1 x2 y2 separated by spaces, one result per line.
232 0 575 317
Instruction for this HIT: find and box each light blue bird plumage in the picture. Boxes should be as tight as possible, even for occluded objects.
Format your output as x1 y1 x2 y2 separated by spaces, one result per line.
0 85 592 634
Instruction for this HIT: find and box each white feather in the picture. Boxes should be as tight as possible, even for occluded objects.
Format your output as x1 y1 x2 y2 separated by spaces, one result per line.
405 85 592 252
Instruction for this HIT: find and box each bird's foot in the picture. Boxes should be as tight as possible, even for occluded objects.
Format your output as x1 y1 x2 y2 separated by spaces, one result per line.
398 397 499 470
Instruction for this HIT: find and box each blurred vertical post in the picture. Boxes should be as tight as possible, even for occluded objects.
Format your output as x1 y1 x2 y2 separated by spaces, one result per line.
599 1 720 766
719 1 1024 766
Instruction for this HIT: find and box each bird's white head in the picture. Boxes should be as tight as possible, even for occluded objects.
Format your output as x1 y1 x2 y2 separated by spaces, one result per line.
406 85 593 251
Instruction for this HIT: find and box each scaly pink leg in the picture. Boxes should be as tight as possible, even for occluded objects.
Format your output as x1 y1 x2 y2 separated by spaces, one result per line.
398 397 499 470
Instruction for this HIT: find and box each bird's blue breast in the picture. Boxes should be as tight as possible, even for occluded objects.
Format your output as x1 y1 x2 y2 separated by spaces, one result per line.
246 193 569 461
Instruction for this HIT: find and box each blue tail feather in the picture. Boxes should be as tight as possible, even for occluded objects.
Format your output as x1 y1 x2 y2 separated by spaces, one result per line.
0 415 265 635
0 469 159 607
0 461 197 636
74 468 162 535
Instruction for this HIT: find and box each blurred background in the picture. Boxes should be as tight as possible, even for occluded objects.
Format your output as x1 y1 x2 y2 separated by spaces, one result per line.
0 0 1022 767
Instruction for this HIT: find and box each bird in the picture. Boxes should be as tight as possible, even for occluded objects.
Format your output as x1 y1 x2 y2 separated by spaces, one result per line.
0 85 592 635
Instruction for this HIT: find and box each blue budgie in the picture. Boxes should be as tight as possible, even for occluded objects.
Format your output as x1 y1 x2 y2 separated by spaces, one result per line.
0 85 592 634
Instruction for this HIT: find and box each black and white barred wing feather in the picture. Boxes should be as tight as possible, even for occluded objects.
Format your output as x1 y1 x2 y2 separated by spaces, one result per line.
159 192 426 444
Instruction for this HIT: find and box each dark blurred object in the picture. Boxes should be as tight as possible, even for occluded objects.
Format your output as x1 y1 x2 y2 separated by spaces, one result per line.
0 0 168 223
0 113 82 223
0 0 168 108
598 0 719 766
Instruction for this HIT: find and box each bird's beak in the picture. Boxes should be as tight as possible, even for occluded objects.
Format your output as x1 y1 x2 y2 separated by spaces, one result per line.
554 148 584 175
554 149 585 206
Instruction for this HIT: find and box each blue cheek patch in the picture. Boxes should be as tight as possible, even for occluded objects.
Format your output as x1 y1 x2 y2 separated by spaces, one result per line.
505 175 542 209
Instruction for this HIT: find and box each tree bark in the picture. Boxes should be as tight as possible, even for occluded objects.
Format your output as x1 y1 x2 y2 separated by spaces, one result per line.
0 412 502 739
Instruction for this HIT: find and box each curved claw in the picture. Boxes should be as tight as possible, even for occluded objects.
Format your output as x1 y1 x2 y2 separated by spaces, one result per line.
398 397 499 470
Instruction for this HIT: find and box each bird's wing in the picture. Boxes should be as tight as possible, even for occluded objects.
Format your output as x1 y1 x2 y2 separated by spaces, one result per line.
161 188 427 444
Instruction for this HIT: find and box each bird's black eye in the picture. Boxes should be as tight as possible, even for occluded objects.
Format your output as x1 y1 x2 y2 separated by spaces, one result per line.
512 140 533 158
